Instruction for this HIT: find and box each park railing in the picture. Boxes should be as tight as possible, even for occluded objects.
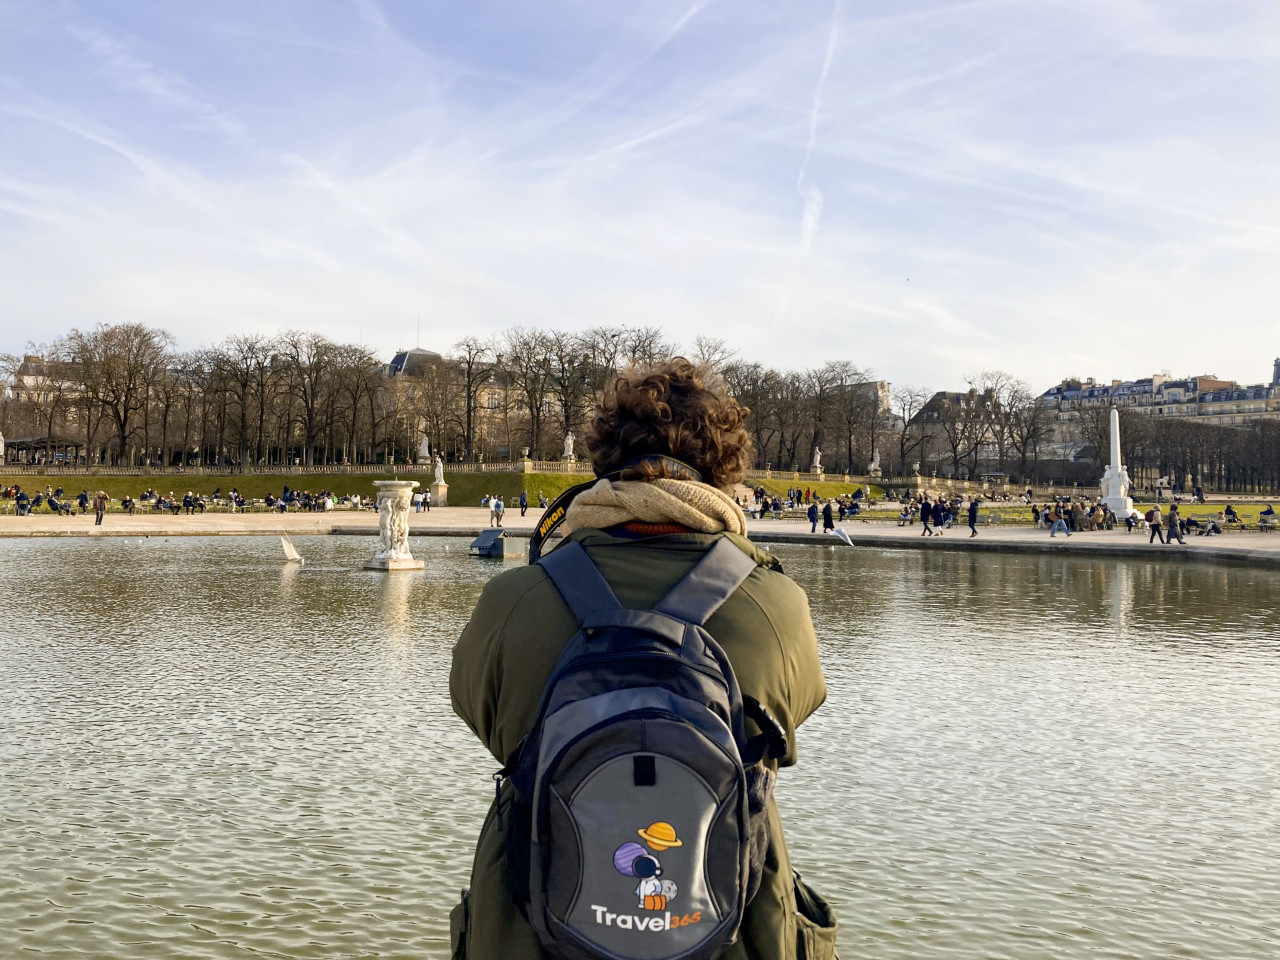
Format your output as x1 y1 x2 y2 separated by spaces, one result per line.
0 459 596 477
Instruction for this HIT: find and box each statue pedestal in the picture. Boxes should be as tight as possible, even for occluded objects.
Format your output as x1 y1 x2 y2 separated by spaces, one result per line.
365 555 424 571
430 480 448 507
366 479 424 572
1103 495 1135 519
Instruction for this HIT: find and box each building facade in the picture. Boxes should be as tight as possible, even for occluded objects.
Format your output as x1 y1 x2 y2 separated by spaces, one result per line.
1039 360 1280 426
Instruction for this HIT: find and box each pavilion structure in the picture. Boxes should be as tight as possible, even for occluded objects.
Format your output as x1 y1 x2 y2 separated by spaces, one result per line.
1 435 85 466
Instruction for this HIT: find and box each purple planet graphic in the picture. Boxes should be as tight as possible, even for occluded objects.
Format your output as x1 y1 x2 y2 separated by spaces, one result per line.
613 842 647 876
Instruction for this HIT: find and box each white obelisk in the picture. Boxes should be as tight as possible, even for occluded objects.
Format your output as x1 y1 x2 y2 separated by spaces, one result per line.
1100 407 1134 519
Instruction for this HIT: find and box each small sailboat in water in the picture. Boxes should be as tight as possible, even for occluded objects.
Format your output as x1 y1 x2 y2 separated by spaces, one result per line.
280 534 305 565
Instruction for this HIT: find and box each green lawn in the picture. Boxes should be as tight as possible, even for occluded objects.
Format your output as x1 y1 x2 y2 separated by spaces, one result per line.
0 470 597 509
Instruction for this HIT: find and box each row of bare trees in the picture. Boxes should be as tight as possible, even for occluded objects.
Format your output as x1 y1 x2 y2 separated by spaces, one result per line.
6 323 1273 489
1073 406 1280 494
911 372 1057 482
1 323 903 472
3 325 403 467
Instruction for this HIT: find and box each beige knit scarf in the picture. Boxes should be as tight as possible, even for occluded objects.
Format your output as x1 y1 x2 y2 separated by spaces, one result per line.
562 479 748 537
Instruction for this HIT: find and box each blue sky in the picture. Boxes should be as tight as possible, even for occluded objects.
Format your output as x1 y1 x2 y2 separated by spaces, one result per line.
1 0 1277 391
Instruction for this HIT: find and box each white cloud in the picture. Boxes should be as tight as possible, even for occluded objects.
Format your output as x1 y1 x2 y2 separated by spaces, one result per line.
0 0 1276 392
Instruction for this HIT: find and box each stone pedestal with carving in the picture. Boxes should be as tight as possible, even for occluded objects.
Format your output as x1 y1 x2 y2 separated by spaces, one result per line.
430 480 449 507
366 480 425 571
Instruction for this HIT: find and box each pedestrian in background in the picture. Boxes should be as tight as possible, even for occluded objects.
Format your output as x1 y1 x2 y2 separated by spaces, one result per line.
1049 507 1071 537
808 500 818 533
1147 505 1165 544
968 497 979 538
92 490 109 526
1166 504 1185 544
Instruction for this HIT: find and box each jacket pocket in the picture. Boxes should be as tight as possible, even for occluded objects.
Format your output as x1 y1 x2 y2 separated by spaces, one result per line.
449 888 470 960
794 871 838 960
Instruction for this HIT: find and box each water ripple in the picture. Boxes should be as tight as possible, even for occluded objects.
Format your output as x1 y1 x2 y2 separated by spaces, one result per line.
2 538 1278 958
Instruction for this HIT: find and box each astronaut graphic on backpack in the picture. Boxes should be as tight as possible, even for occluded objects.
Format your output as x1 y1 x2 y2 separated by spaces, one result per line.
614 822 682 910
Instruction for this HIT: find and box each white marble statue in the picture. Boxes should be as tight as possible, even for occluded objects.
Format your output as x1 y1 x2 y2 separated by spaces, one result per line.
811 447 822 473
0 431 5 463
1100 407 1135 518
563 431 576 460
378 497 394 552
373 489 414 560
367 480 423 570
434 454 445 485
418 433 431 461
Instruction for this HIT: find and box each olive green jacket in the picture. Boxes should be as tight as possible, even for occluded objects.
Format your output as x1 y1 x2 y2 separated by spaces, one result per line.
449 529 831 960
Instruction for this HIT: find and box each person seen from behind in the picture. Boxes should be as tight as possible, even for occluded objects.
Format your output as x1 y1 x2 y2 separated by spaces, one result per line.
450 358 832 960
1147 504 1165 544
968 497 979 537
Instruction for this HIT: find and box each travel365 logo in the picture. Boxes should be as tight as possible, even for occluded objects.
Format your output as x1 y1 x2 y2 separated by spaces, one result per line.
589 821 702 932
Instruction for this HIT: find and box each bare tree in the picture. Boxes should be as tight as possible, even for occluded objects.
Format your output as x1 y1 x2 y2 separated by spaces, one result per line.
1008 386 1052 482
546 331 594 442
66 323 173 464
497 327 554 458
212 335 274 468
453 336 491 461
692 336 738 373
276 331 336 466
407 353 464 462
891 385 931 474
620 326 674 368
582 326 625 400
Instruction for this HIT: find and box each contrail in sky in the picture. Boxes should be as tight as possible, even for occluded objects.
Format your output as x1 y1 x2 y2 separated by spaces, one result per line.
777 0 840 323
797 0 840 193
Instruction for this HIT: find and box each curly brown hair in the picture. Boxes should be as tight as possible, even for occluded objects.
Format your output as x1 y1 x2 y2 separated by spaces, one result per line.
586 358 754 491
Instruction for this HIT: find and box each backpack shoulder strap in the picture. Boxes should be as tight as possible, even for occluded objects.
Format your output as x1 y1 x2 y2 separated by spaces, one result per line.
653 537 758 626
537 540 623 623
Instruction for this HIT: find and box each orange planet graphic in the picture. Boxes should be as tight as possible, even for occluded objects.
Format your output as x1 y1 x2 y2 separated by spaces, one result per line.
638 821 683 851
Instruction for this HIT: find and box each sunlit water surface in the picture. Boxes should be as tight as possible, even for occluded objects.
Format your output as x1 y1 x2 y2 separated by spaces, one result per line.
2 537 1278 959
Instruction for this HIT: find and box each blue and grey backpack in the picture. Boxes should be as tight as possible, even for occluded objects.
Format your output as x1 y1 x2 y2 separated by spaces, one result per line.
498 536 788 960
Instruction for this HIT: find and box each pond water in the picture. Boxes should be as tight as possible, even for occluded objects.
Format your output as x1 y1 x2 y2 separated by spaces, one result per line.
2 536 1278 959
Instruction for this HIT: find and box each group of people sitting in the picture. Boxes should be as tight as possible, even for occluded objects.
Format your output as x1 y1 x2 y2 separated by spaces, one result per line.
744 486 870 520
3 484 91 516
1 482 372 516
1031 499 1117 534
263 485 343 512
